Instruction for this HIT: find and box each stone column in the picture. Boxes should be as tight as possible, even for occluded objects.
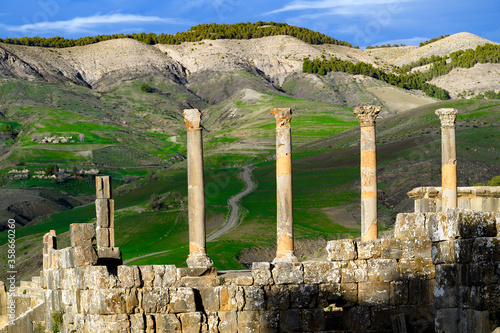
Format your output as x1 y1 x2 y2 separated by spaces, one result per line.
435 108 458 210
271 108 297 263
95 176 121 261
183 109 213 268
353 105 382 242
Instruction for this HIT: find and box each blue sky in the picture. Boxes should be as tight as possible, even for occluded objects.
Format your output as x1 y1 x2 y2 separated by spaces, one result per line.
0 0 498 47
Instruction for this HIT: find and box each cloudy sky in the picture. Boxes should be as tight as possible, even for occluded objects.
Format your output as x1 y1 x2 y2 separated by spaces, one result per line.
0 0 498 47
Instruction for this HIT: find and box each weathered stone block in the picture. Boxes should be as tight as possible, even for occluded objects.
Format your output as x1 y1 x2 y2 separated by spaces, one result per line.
155 314 181 333
181 276 220 287
272 262 303 285
448 209 498 239
124 288 139 314
398 257 435 280
162 265 177 287
462 309 494 333
177 267 217 278
178 312 203 333
358 282 390 306
84 266 110 290
73 246 98 267
96 175 112 199
302 309 326 332
409 279 436 305
96 247 121 260
435 308 462 333
431 239 473 264
219 285 245 311
343 306 370 330
168 287 196 313
428 212 448 242
243 286 265 310
198 287 220 312
467 262 499 285
303 261 341 284
95 198 112 228
395 213 427 239
237 311 261 333
222 271 253 286
326 239 357 261
96 227 110 247
414 238 432 258
142 287 169 313
206 311 219 333
218 311 237 333
357 238 391 259
435 263 467 286
58 247 75 269
380 239 403 259
252 262 273 285
472 237 500 262
279 309 302 332
342 260 368 282
267 285 291 310
390 280 408 305
318 283 358 307
145 314 155 333
433 285 470 309
259 311 279 333
70 223 96 247
86 314 130 333
368 259 398 282
118 265 141 288
130 313 145 333
289 284 318 309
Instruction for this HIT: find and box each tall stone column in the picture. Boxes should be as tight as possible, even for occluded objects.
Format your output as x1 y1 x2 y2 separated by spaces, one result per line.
354 105 382 242
95 176 121 261
435 108 458 210
183 109 213 268
271 108 297 263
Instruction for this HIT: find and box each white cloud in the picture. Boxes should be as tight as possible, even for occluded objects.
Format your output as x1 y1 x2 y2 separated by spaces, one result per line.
5 13 189 34
265 0 414 15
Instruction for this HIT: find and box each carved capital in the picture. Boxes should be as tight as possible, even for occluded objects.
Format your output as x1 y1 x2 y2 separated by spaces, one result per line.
435 108 457 128
270 108 292 127
353 105 382 127
183 109 202 130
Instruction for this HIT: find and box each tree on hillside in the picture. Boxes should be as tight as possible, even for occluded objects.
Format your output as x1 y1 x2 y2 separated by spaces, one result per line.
78 134 85 142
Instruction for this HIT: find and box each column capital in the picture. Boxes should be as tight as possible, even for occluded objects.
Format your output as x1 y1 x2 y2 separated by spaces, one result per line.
353 105 382 127
435 108 458 128
270 108 292 127
183 109 202 130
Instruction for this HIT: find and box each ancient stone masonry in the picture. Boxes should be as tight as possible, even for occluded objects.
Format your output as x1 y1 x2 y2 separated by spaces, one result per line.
95 176 122 263
353 105 382 242
435 108 458 210
270 108 298 263
183 109 213 268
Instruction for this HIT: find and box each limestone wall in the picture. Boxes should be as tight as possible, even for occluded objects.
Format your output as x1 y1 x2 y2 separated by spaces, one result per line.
408 186 500 213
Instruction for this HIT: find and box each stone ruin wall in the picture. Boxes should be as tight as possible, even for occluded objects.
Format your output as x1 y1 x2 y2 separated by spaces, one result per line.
2 208 499 333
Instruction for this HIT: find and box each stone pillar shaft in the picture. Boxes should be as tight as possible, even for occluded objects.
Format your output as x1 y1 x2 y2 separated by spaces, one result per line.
271 108 297 263
184 109 213 268
436 108 458 210
354 105 381 242
95 176 121 261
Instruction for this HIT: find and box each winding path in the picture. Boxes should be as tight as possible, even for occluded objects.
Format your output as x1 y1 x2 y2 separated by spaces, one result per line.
124 165 255 264
207 165 255 241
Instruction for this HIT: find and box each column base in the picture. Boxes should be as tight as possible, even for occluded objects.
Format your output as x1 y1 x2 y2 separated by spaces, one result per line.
186 253 214 268
272 251 298 263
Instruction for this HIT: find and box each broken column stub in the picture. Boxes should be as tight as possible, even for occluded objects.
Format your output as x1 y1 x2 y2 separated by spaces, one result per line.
183 109 213 268
435 108 458 210
43 230 57 270
270 108 297 263
353 105 382 242
95 176 121 261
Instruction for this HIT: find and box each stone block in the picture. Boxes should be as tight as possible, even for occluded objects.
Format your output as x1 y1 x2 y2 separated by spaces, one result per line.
394 213 427 239
448 209 497 239
222 271 253 286
181 276 220 287
358 282 390 306
326 239 357 261
472 237 500 262
96 175 112 199
145 315 155 333
462 309 494 333
237 311 261 333
58 247 75 269
289 284 318 309
302 309 326 332
368 259 398 282
243 286 265 311
398 257 435 280
343 306 370 330
414 238 432 258
357 238 391 259
390 280 408 305
206 311 219 333
435 308 462 333
342 260 368 282
61 268 76 290
279 309 302 332
124 288 139 314
431 239 473 264
435 263 467 286
142 287 169 313
96 227 110 247
427 212 448 242
470 285 500 311
153 265 165 288
70 223 96 247
380 239 404 259
86 314 130 333
272 262 303 285
177 267 217 278
252 262 274 285
219 286 244 311
96 247 122 260
218 311 237 333
95 198 112 228
73 246 98 267
303 261 341 284
162 265 177 286
85 266 110 289
198 287 220 312
168 287 196 313
130 313 145 333
259 311 279 333
433 285 470 309
118 265 141 288
409 279 436 305
178 312 203 333
266 285 291 310
467 262 498 285
318 283 358 307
